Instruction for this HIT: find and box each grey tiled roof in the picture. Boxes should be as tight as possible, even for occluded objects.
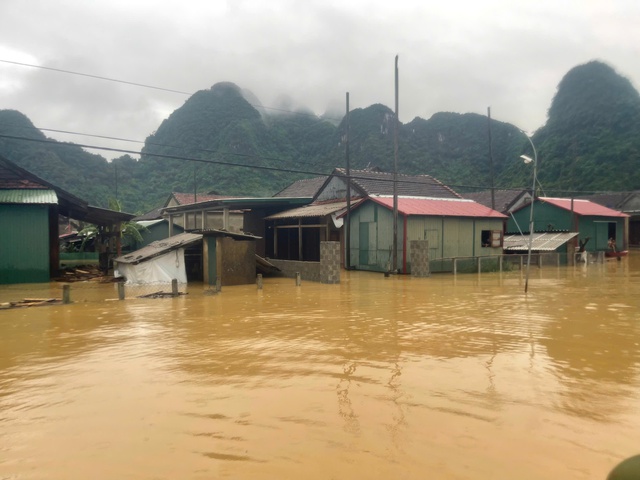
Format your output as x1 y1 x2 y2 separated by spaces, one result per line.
273 176 328 197
463 189 526 213
335 168 461 199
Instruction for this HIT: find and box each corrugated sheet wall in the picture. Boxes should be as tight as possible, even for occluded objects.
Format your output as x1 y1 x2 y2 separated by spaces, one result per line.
0 205 50 284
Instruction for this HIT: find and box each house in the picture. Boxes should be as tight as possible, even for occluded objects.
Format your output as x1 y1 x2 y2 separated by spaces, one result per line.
506 197 630 257
266 168 506 274
0 155 133 284
581 192 640 247
344 196 506 273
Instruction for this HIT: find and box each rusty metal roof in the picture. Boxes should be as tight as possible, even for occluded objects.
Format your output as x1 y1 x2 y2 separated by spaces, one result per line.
503 232 578 251
0 188 58 204
265 200 349 220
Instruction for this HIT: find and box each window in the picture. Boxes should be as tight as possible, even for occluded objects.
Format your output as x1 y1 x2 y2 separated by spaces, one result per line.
481 230 502 248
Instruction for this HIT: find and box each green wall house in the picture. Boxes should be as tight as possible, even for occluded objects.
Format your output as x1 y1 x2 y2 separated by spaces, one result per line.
507 197 629 252
346 196 506 273
0 194 57 284
1 155 134 285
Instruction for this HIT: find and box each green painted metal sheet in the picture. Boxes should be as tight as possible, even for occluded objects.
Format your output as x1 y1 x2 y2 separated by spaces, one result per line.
0 189 57 204
0 204 50 284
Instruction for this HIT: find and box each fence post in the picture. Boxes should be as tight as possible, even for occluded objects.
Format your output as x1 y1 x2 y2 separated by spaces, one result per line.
62 284 71 304
117 282 125 300
295 272 302 286
171 279 178 297
257 274 263 290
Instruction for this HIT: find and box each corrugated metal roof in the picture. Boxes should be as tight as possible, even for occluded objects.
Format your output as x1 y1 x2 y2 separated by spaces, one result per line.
114 232 203 264
538 197 629 217
265 200 349 220
0 188 57 204
368 196 507 218
503 232 578 251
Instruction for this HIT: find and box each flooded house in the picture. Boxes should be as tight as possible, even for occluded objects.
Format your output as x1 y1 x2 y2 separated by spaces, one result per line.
581 191 640 247
0 155 133 284
506 197 630 261
265 168 506 275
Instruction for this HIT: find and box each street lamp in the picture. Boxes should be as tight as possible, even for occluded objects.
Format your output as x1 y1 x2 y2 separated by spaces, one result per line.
520 134 538 294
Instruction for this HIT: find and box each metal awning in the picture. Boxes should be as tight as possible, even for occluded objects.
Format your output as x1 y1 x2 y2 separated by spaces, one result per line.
0 188 58 204
114 232 203 265
503 232 579 251
265 201 349 220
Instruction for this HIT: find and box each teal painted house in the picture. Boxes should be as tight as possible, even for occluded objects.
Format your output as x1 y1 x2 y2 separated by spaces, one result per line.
0 156 133 284
507 197 629 252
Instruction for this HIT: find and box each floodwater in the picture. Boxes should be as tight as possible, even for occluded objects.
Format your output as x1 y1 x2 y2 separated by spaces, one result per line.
1 255 640 480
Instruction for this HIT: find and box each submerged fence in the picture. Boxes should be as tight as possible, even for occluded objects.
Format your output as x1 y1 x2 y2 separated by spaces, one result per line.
429 251 607 275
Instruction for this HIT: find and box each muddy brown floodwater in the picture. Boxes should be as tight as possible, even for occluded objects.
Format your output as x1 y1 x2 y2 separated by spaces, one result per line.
1 253 640 479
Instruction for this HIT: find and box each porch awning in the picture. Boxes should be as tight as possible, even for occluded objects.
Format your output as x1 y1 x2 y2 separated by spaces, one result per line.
265 201 350 220
503 232 579 251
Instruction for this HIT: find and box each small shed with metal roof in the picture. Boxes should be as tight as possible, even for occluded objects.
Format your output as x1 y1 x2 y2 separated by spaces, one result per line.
114 229 262 287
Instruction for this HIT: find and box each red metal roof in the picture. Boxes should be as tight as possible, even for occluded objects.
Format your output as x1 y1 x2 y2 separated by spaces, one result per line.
539 197 629 217
369 196 507 218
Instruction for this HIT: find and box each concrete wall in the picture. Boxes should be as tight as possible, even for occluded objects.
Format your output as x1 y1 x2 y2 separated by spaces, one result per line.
268 259 321 282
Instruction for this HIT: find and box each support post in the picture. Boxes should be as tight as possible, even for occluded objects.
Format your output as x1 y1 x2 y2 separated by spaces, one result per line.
295 272 301 286
172 279 178 297
453 258 457 276
216 277 221 292
117 282 125 300
257 274 263 290
62 284 71 304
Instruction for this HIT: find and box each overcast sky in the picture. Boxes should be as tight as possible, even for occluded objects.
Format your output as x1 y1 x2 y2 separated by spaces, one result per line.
1 0 640 160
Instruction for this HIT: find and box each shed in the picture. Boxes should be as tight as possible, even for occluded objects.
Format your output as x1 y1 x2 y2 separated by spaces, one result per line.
114 232 203 285
114 229 262 287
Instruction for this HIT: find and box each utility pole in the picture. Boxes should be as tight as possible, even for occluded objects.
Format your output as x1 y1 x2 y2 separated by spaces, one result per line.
392 55 399 273
487 107 495 210
345 92 351 270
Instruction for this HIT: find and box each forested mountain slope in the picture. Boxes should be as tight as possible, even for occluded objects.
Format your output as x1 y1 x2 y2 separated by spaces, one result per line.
1 60 638 214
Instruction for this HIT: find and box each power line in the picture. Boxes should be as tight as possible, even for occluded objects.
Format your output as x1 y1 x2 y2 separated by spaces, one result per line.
3 132 626 196
0 59 343 121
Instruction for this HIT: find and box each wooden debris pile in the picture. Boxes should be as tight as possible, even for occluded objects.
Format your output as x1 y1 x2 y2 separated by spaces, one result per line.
54 265 115 283
0 298 62 309
137 291 188 299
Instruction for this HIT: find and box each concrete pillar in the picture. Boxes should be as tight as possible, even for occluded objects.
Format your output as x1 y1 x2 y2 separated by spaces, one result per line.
410 240 430 277
320 241 341 284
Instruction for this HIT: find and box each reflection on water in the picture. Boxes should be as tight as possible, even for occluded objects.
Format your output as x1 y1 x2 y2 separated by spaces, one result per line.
1 254 640 479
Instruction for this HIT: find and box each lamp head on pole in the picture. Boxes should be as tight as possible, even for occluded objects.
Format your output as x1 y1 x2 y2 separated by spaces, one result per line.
520 154 534 164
